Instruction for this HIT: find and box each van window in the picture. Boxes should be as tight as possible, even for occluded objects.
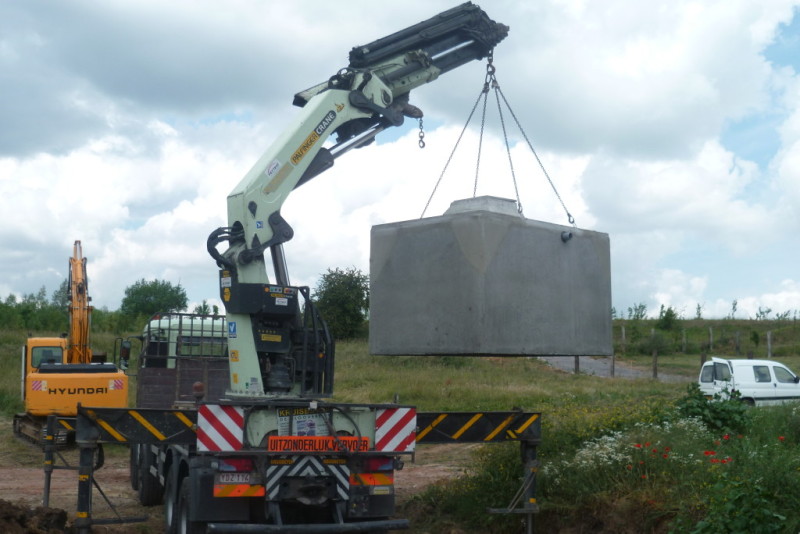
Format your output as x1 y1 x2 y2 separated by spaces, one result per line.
714 362 731 381
753 366 771 383
700 365 714 383
774 366 797 384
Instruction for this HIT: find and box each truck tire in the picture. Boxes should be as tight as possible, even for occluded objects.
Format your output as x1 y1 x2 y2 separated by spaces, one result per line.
178 482 207 534
138 445 164 506
129 444 140 491
164 467 179 534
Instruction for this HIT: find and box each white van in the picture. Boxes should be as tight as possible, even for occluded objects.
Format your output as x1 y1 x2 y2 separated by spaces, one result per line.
698 357 800 406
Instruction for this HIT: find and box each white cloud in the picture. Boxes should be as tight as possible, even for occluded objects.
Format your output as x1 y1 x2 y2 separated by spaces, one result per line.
1 0 800 323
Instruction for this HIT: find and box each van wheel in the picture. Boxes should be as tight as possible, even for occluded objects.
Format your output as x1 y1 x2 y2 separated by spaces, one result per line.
129 444 140 491
742 398 756 407
138 446 164 506
178 482 207 534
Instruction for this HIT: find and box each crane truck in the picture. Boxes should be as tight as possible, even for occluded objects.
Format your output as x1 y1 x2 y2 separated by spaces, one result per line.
15 240 128 445
87 4 509 532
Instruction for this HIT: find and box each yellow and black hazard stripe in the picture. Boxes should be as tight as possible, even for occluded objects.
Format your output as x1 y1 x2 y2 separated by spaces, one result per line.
76 406 197 445
416 411 541 444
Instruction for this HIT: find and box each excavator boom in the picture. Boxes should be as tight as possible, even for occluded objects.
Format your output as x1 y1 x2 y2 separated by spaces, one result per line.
67 240 92 364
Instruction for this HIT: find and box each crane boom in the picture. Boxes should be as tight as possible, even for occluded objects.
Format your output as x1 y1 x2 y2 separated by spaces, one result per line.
207 2 509 398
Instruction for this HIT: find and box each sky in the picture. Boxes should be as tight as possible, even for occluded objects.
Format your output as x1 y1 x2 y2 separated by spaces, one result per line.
1 0 799 320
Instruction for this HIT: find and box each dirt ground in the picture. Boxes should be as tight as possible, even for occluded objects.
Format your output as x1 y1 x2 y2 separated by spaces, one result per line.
0 417 472 533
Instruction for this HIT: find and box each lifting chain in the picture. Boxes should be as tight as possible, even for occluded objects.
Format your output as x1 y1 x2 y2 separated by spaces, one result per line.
418 117 425 149
421 51 576 227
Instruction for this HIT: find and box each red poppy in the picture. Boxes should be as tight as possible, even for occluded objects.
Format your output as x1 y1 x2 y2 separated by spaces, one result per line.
704 451 716 456
778 436 786 442
634 443 642 448
722 434 730 440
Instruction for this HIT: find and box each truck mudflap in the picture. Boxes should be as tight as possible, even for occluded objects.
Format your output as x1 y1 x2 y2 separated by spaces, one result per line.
206 518 409 532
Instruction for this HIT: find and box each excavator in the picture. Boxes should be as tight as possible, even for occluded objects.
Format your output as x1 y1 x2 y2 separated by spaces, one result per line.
14 240 128 445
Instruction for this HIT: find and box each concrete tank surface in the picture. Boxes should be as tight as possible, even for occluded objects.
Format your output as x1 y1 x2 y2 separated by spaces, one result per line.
369 196 612 356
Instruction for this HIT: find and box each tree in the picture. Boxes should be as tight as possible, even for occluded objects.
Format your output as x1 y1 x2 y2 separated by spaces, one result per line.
627 303 647 320
656 304 679 331
51 278 70 310
120 279 188 317
193 300 212 315
313 267 369 340
695 303 703 320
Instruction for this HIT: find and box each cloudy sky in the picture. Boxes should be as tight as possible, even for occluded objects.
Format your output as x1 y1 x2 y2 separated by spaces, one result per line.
2 0 799 320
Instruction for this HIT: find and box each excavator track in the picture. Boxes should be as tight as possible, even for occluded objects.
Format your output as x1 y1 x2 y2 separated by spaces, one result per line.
13 413 75 449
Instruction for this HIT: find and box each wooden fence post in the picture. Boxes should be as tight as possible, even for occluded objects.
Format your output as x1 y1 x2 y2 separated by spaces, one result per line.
767 331 773 358
651 328 658 379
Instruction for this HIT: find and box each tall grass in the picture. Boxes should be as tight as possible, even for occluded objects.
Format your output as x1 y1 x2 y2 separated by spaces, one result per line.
411 385 800 533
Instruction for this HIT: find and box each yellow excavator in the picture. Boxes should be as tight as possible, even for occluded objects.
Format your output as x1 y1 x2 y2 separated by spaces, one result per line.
14 240 128 445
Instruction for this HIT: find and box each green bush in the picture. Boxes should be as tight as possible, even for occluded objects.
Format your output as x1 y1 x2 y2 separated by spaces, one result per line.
675 383 749 434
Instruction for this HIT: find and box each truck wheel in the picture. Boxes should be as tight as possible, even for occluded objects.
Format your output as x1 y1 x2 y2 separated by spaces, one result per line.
178 482 207 534
129 444 140 491
138 445 164 506
164 468 179 534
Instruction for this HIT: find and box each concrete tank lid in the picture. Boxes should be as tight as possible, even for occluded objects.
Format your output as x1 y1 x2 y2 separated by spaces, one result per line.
444 196 518 216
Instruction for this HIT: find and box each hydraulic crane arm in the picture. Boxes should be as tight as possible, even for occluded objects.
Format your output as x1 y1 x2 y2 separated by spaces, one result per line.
209 2 507 275
207 2 508 397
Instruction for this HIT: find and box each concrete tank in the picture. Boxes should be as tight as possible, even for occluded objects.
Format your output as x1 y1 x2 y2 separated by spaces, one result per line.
369 196 612 356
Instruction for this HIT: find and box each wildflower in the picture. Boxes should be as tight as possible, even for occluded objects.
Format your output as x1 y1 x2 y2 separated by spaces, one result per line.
710 458 720 464
645 442 651 447
662 454 669 459
651 448 658 454
641 474 647 479
704 451 716 456
633 443 642 448
778 436 786 442
664 447 671 452
626 464 632 470
722 434 730 440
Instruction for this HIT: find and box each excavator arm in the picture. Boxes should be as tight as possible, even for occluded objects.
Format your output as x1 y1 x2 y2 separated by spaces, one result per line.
207 2 508 397
67 240 92 364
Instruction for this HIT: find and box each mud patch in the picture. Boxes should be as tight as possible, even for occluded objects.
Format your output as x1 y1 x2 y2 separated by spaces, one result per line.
0 499 70 534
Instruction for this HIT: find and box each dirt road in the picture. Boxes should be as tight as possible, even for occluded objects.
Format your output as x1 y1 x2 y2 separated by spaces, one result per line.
538 355 692 382
0 417 468 533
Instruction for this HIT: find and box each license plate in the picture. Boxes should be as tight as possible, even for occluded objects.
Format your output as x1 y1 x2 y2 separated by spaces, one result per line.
216 473 252 484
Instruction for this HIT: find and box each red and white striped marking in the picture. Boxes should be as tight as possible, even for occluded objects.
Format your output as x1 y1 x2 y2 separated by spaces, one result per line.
197 404 244 452
375 407 416 452
110 379 124 390
31 380 45 392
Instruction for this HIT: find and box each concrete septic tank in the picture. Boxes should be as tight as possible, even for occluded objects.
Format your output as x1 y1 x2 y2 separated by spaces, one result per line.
369 196 612 356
